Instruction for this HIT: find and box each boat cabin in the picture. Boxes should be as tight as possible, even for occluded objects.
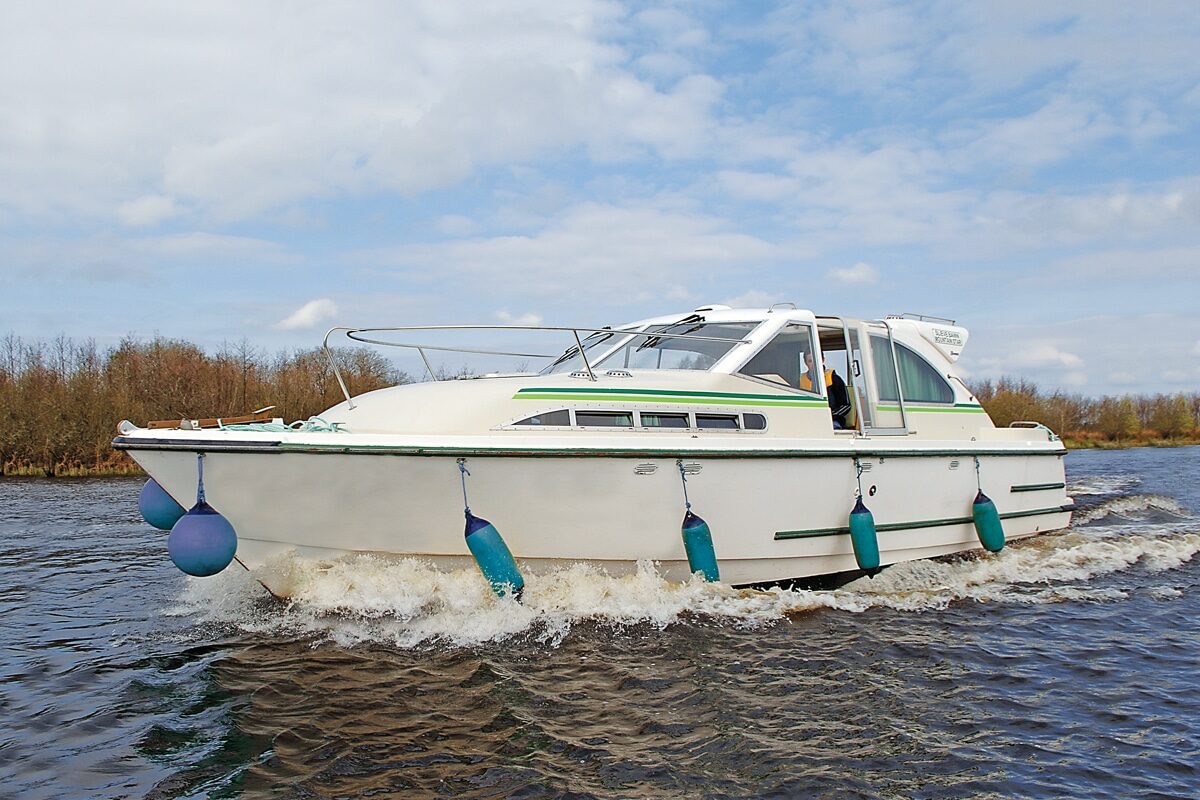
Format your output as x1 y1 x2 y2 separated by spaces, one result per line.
319 304 988 440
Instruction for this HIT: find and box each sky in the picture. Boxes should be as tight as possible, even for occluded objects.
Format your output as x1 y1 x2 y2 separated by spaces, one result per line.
1 1 1198 393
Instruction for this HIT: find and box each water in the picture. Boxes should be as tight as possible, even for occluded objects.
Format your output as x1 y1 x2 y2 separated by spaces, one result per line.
1 448 1197 799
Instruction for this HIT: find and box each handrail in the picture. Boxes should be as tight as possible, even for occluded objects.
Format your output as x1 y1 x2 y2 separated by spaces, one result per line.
321 323 755 408
888 312 957 325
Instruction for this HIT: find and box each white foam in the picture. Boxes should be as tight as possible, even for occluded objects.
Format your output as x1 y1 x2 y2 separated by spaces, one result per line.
1073 494 1188 525
1068 475 1141 496
165 520 1200 648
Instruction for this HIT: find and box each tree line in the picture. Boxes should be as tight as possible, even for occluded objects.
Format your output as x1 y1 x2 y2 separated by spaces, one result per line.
0 335 409 475
970 377 1199 445
0 337 1197 475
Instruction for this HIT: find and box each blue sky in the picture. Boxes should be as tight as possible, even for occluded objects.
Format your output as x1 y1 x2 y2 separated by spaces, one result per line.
2 1 1198 393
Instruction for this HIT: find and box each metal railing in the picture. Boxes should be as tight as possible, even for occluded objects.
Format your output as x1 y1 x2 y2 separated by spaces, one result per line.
321 324 754 409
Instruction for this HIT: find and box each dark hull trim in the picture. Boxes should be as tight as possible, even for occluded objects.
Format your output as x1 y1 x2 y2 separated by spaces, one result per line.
774 504 1075 540
113 436 1067 460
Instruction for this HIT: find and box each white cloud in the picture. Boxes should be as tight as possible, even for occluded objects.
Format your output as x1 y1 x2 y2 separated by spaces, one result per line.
1192 340 1200 356
436 215 480 237
495 310 543 326
0 2 730 224
1009 344 1084 370
275 298 338 331
116 194 179 226
1109 371 1137 386
362 203 779 301
826 261 878 285
951 97 1117 169
722 290 779 309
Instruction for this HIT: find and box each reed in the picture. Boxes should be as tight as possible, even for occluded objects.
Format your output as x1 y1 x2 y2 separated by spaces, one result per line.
0 335 410 476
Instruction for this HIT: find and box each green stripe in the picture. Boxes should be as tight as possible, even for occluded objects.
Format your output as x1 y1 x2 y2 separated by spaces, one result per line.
877 404 986 414
516 387 819 401
774 505 1072 540
1010 482 1067 493
517 392 826 408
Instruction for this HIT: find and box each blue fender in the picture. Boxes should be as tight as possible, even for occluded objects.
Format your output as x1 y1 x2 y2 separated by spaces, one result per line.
681 510 720 581
848 496 881 573
465 512 524 600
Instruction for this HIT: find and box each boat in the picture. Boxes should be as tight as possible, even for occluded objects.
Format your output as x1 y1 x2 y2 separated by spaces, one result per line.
114 305 1073 597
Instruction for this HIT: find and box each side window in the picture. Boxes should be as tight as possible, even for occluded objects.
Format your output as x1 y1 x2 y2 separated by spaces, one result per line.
640 412 689 428
738 323 821 394
514 410 571 426
696 414 739 430
895 344 953 403
743 413 767 430
575 411 634 427
870 337 900 402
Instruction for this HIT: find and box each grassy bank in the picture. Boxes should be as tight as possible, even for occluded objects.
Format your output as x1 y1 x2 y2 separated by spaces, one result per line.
2 337 1197 477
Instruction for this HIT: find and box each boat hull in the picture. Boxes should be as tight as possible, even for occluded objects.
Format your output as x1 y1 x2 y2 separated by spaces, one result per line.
126 443 1072 597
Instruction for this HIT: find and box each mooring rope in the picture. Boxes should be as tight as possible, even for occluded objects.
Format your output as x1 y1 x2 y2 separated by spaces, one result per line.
676 459 692 511
457 458 472 514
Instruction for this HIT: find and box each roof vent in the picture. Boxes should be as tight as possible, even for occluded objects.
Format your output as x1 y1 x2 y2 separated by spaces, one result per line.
692 304 731 312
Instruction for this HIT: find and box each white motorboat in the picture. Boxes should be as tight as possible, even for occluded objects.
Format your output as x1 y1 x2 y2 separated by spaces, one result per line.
115 305 1072 597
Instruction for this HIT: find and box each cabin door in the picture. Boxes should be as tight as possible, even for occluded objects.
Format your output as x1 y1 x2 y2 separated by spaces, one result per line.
860 321 909 435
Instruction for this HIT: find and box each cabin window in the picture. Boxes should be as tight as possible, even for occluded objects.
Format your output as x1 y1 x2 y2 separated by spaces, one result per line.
597 321 756 371
575 410 634 427
870 337 953 404
514 410 571 426
696 414 740 430
640 412 689 429
743 413 767 430
737 323 821 394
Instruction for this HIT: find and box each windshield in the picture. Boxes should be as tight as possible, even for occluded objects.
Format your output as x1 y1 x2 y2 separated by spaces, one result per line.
541 329 631 374
594 321 756 371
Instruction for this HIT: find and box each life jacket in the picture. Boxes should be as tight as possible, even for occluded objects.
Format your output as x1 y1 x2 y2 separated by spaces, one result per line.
799 368 833 392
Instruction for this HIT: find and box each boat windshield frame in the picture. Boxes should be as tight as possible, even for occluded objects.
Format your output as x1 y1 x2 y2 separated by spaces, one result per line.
321 323 757 408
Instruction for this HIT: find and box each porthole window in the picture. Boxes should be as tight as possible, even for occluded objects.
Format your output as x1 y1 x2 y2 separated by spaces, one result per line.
514 410 571 426
575 411 634 427
743 413 767 430
696 414 740 430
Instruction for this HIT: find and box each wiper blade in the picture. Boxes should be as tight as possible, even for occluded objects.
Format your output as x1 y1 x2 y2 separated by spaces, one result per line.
635 314 704 352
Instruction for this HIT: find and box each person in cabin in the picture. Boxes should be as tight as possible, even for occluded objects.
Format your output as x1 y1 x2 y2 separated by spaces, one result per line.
800 352 852 429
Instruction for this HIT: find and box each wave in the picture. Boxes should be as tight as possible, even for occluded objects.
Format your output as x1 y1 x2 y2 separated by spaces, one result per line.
167 521 1199 648
1072 493 1189 525
1067 475 1142 496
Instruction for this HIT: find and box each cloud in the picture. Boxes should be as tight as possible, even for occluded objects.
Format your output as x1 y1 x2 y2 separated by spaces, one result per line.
1009 344 1084 370
0 2 729 224
275 298 338 330
361 202 780 301
495 310 543 326
1162 369 1190 383
116 194 180 226
722 290 780 309
435 215 480 237
950 97 1118 169
826 261 878 285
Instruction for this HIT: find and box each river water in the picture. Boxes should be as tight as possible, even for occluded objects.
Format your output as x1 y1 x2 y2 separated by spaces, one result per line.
1 448 1197 799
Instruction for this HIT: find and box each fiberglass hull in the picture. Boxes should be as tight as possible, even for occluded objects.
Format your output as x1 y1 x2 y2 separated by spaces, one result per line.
120 433 1072 597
